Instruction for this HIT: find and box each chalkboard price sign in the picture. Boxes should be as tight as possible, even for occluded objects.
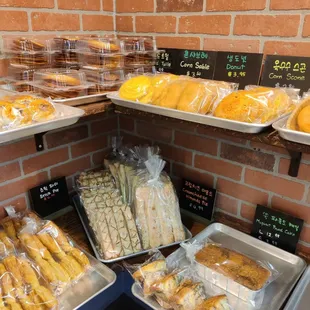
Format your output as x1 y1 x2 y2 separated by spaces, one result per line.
29 176 70 217
261 55 310 93
251 205 304 254
177 49 217 79
180 179 216 220
155 48 178 73
213 52 263 89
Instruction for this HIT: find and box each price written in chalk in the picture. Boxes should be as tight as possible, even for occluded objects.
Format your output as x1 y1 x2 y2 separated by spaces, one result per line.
155 48 178 73
251 205 304 254
261 55 310 93
180 179 216 221
40 182 60 200
213 52 263 89
177 49 217 79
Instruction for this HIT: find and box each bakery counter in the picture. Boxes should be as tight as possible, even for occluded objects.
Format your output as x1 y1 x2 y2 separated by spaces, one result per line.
114 105 310 154
54 209 310 265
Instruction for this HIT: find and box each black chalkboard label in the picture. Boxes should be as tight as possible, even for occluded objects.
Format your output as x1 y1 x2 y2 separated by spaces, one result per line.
213 52 263 89
155 48 178 73
176 49 217 79
29 177 70 217
260 55 310 94
251 205 303 254
180 179 216 220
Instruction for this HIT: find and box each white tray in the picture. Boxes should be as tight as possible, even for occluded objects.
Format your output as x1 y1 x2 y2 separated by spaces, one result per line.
108 92 285 134
272 117 310 145
284 266 310 310
132 223 306 310
0 103 84 144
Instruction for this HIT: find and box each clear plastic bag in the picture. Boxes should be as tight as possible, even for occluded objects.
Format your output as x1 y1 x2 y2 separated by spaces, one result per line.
181 239 280 306
214 86 296 124
0 253 58 309
133 155 186 250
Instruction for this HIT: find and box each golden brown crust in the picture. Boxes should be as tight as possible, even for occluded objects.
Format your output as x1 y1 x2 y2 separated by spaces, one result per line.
132 260 166 281
195 244 271 290
287 97 310 132
42 74 81 87
196 295 228 310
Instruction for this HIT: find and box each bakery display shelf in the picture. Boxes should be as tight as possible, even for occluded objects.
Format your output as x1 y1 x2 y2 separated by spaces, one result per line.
53 93 109 106
284 265 310 310
0 102 84 144
73 195 192 263
79 100 113 116
59 247 116 309
132 223 306 310
108 92 287 134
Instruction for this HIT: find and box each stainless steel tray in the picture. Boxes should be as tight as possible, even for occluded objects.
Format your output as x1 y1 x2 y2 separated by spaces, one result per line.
132 223 306 310
273 117 310 145
284 266 310 310
53 93 109 106
108 92 285 134
73 195 192 263
0 102 84 144
59 249 116 309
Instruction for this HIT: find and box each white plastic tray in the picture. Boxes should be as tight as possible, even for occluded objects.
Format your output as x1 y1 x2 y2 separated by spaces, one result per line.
0 103 84 144
272 117 310 145
284 266 310 310
132 223 306 310
53 93 109 106
108 92 285 134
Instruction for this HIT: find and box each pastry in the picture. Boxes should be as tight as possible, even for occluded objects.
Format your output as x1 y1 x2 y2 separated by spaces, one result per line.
87 40 120 53
119 75 152 102
171 280 205 310
80 53 122 70
195 244 271 291
12 38 45 52
53 51 79 68
125 52 155 67
33 286 57 309
287 97 310 132
3 256 23 288
196 295 230 310
151 74 178 105
10 54 49 68
28 99 55 122
18 257 40 288
42 73 81 88
1 220 17 241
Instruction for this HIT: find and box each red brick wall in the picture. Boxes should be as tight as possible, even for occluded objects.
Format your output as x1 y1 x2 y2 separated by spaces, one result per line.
119 114 310 255
115 0 310 56
0 112 117 218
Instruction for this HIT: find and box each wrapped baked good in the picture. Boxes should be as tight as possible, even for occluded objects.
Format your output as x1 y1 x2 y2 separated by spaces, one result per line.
287 96 310 132
214 86 296 123
4 67 35 93
82 69 125 95
31 69 91 99
0 94 56 130
196 295 230 310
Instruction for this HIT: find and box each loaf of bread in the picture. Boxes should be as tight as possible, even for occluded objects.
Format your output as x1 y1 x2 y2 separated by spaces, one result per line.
195 244 271 291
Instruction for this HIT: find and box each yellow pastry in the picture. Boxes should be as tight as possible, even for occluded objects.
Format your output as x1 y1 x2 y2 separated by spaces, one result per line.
287 97 310 132
119 75 152 102
151 74 178 105
28 99 55 122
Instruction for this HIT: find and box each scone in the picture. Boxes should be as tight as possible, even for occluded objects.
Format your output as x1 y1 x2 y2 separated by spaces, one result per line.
287 97 310 132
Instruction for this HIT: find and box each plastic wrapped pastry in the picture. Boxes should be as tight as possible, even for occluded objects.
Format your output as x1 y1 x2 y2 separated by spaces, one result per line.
287 97 310 132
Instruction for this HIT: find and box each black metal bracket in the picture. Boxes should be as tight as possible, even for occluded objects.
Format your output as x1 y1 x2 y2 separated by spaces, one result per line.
288 150 302 177
34 132 47 152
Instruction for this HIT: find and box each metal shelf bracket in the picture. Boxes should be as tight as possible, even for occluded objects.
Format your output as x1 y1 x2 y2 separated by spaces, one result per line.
34 132 47 152
288 150 302 177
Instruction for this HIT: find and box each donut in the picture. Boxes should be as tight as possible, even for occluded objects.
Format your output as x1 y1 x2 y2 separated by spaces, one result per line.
28 99 56 122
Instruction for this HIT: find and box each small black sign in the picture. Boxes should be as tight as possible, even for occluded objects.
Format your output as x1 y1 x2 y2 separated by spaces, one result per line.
251 205 304 254
180 179 216 220
213 52 263 89
29 177 70 217
176 49 217 79
261 55 310 93
155 48 178 73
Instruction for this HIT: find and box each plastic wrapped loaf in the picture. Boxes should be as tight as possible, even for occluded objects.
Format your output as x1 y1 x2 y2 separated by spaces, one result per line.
133 155 186 249
119 74 237 114
0 94 56 131
182 239 279 305
214 86 296 124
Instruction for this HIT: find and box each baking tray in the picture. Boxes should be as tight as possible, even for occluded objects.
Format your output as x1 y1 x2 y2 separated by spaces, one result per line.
59 248 117 309
273 117 310 145
0 102 84 144
72 195 192 263
52 93 109 106
284 266 310 310
108 92 286 134
132 223 306 310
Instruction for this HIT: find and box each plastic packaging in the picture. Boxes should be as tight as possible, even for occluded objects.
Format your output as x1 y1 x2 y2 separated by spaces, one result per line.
0 94 56 130
121 37 157 53
77 38 123 54
133 155 186 249
125 66 157 79
77 170 142 260
4 67 35 92
214 86 296 124
31 69 92 99
181 239 280 305
77 52 124 70
81 69 125 94
0 253 58 309
124 51 157 68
